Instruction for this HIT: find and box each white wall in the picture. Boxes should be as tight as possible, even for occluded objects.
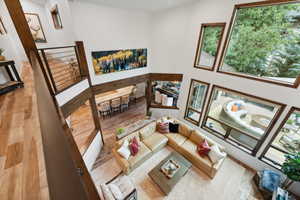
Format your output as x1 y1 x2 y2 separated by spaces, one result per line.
69 1 151 85
150 0 300 195
20 0 76 49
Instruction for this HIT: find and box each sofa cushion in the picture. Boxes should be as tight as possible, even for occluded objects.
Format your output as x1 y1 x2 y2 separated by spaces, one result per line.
100 184 115 200
181 140 213 169
139 122 156 140
143 132 168 152
128 142 152 167
165 133 187 146
189 130 205 145
117 131 140 148
177 121 193 138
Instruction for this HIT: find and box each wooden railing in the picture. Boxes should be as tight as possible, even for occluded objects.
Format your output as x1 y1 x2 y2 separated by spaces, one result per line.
38 45 84 94
29 50 100 200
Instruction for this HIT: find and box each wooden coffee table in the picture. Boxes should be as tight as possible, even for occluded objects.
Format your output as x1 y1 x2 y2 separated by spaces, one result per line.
148 152 192 195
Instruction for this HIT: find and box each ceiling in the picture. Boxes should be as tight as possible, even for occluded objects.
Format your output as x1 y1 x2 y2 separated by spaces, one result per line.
75 0 198 12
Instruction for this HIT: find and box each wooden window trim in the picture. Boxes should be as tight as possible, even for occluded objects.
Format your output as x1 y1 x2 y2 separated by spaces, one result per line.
50 5 63 29
194 23 226 71
217 0 300 88
0 17 7 34
259 106 300 167
201 84 286 156
184 79 210 126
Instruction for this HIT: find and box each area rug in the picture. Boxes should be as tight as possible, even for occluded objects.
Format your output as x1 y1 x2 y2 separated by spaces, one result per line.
92 119 155 169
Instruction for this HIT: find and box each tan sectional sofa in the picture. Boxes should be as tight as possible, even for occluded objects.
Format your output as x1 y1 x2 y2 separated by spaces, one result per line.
112 118 226 178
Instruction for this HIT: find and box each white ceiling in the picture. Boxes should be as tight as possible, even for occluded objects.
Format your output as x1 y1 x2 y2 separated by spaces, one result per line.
74 0 198 12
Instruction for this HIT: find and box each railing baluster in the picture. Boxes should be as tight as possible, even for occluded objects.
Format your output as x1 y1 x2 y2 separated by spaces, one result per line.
41 49 58 94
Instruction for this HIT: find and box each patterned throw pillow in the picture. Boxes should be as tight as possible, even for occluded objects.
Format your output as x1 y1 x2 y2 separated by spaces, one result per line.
129 137 139 156
157 122 169 133
197 139 211 156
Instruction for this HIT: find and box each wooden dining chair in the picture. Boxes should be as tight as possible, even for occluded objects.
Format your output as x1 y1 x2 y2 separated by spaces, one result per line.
121 95 130 112
99 101 111 118
111 98 121 114
130 85 137 105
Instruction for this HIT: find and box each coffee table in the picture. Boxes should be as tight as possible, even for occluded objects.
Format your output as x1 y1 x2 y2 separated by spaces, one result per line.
148 151 192 195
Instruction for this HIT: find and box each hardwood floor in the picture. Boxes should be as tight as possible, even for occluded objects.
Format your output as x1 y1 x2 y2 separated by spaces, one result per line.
93 97 147 167
68 101 95 154
0 64 49 200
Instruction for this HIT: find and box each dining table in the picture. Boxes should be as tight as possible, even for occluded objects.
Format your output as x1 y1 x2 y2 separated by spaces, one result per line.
95 85 134 105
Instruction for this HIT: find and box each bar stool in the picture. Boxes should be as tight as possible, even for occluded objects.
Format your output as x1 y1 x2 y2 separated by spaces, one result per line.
129 86 137 105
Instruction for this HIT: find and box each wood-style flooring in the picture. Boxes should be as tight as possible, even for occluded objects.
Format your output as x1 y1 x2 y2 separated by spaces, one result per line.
0 64 49 200
93 98 147 167
69 101 95 154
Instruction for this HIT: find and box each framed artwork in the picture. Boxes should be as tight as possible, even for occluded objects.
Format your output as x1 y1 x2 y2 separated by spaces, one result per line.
25 13 47 43
218 0 300 88
92 48 147 75
0 17 7 35
194 23 226 71
51 5 63 29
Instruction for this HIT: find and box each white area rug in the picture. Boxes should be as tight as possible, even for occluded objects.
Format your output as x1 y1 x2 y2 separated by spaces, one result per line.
91 147 263 200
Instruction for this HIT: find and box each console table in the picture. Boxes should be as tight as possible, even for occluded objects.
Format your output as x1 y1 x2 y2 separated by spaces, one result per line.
0 60 24 95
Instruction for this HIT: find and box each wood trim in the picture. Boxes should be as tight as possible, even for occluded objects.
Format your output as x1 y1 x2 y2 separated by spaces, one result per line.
194 23 226 71
201 84 286 156
92 74 149 94
259 107 300 162
150 104 179 110
149 73 183 81
184 79 210 126
61 88 92 118
217 0 300 88
0 16 7 34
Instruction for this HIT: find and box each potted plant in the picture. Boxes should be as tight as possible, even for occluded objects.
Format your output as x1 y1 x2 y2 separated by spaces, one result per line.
0 48 5 61
146 110 152 119
116 128 125 136
281 152 300 189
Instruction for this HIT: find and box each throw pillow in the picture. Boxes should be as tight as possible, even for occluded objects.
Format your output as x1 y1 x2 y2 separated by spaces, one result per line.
169 122 179 133
131 136 139 146
157 122 169 133
208 145 226 164
117 139 131 160
100 184 115 200
108 184 123 200
197 139 211 156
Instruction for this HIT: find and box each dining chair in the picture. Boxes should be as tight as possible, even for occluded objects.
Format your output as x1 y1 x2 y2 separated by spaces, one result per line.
121 95 130 112
99 101 111 118
130 85 137 105
111 98 121 114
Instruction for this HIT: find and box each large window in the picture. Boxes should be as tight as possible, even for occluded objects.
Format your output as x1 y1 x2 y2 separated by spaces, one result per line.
184 79 209 125
202 86 284 155
219 1 300 88
261 107 300 168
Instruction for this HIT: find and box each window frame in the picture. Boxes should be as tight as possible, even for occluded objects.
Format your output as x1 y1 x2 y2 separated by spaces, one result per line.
259 106 300 169
184 79 210 126
194 23 226 71
217 0 300 88
201 85 286 156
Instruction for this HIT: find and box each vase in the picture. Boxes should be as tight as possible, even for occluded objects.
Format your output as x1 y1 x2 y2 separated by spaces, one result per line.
0 55 5 61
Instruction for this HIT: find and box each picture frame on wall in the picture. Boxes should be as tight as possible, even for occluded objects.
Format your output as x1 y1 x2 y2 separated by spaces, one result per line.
194 23 226 71
0 17 7 35
25 13 47 43
50 5 63 29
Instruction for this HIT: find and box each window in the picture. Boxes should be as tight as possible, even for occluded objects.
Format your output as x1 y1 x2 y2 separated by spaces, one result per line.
184 79 209 125
218 1 300 88
194 23 225 71
260 107 300 168
51 5 63 29
202 85 284 155
151 81 182 109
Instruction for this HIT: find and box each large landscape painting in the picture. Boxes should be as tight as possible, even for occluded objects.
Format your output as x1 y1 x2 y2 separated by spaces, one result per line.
92 48 147 75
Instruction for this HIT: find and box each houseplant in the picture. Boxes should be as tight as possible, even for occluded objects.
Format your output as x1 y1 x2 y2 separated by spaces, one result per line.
0 48 5 61
281 152 300 189
116 128 125 136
